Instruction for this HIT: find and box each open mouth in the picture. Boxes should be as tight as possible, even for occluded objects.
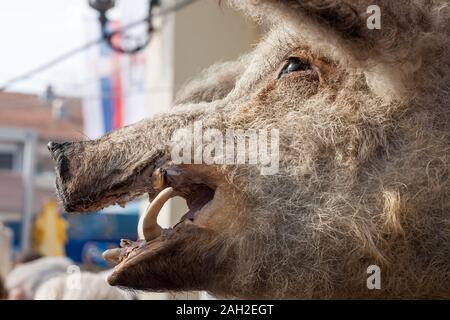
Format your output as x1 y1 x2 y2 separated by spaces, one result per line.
101 164 217 268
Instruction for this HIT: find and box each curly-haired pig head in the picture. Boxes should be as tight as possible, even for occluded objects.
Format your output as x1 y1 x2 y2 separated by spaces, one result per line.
49 0 450 298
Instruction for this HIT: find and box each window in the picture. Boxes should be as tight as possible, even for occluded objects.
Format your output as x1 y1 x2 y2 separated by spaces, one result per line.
0 143 22 172
0 152 14 170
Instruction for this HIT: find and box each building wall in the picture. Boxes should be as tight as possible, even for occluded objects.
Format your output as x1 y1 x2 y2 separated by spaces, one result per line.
173 0 259 90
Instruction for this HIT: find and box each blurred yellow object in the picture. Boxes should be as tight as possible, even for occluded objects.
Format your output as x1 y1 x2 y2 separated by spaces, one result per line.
33 199 67 256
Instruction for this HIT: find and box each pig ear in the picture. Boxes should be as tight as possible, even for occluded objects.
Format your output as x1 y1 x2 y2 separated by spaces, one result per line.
230 0 435 62
229 0 369 40
289 0 366 40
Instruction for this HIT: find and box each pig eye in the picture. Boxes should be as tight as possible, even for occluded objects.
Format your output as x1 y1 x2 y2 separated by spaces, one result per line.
278 57 310 79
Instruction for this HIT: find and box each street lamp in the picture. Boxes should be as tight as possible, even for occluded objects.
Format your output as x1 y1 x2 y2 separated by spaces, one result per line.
88 0 115 13
88 0 159 54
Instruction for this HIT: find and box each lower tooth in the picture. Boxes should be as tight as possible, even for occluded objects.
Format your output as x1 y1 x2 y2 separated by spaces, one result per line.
103 248 123 264
120 239 133 248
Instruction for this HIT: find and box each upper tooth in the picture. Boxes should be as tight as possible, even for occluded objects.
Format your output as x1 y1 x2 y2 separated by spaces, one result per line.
137 187 174 241
152 168 166 190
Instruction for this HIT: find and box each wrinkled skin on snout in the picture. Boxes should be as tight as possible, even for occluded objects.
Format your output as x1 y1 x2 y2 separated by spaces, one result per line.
50 0 450 298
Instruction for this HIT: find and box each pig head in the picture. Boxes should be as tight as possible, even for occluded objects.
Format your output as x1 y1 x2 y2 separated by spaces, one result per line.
49 0 450 298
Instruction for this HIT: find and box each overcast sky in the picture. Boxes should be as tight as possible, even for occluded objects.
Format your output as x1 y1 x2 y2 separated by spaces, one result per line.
0 0 117 96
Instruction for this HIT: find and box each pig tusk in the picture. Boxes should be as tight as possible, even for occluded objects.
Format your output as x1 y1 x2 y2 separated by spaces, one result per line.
138 187 174 241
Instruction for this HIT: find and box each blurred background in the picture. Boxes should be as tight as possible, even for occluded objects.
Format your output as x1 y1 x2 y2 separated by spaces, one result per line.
0 0 260 299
